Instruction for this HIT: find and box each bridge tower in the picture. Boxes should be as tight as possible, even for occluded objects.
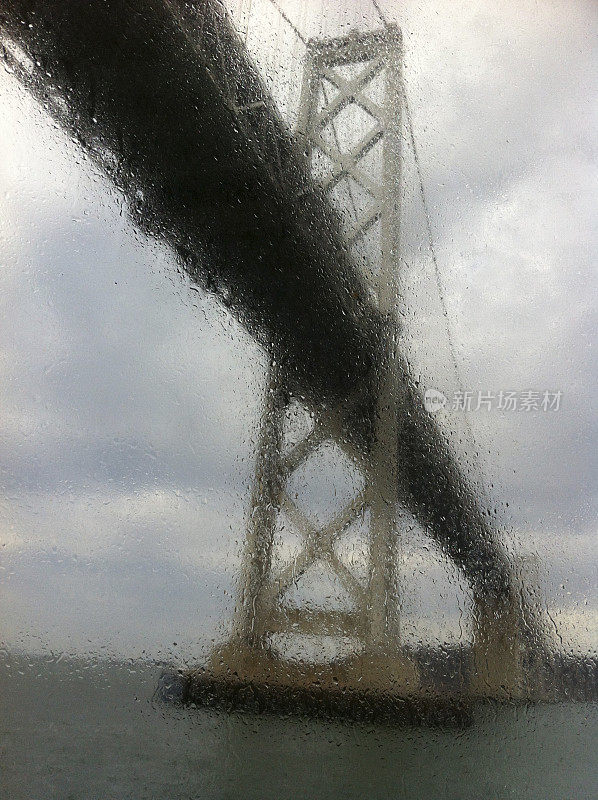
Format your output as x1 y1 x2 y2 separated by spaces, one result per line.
221 25 420 693
199 21 538 706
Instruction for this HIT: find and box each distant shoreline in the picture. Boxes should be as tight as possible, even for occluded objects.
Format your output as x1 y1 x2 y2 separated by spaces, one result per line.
3 644 596 703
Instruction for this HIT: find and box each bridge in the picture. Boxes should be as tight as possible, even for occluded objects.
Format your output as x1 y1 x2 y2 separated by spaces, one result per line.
0 0 545 711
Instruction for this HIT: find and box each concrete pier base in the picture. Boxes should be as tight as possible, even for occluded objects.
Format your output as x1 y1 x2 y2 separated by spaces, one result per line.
470 596 525 700
470 589 547 701
183 642 474 726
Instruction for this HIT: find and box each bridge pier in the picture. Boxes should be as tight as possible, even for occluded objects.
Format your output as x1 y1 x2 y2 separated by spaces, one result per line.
471 555 546 700
471 592 527 699
217 24 419 695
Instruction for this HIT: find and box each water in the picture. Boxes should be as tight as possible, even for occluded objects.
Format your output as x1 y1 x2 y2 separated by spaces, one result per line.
1 653 596 800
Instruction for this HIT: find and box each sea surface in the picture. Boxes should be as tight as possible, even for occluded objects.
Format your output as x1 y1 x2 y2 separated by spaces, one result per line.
1 652 596 800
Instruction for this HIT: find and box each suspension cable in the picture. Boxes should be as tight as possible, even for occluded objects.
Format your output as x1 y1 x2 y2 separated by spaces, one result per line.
364 0 485 478
403 78 489 496
370 0 389 27
367 0 460 380
402 86 464 394
265 0 308 46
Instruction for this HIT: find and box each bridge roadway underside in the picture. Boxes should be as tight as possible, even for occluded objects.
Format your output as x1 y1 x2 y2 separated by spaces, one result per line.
1 0 518 606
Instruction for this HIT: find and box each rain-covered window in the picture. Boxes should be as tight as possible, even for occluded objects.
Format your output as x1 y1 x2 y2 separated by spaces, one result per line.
1 1 596 798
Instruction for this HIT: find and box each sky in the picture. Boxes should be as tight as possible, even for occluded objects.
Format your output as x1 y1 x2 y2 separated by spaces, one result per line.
0 0 596 664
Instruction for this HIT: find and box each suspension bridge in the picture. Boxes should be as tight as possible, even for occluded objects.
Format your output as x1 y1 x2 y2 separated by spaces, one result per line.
0 0 547 717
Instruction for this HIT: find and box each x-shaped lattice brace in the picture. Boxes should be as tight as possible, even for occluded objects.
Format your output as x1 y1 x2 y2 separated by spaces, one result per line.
236 355 403 651
235 27 408 655
296 25 402 308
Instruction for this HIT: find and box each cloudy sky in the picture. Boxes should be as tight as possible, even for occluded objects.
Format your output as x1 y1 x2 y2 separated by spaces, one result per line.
0 0 596 663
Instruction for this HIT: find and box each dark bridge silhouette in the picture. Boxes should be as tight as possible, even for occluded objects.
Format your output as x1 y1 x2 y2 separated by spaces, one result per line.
1 0 520 617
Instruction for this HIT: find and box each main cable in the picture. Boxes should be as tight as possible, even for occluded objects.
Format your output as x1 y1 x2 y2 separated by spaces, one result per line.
402 86 464 395
370 0 388 27
265 0 308 46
